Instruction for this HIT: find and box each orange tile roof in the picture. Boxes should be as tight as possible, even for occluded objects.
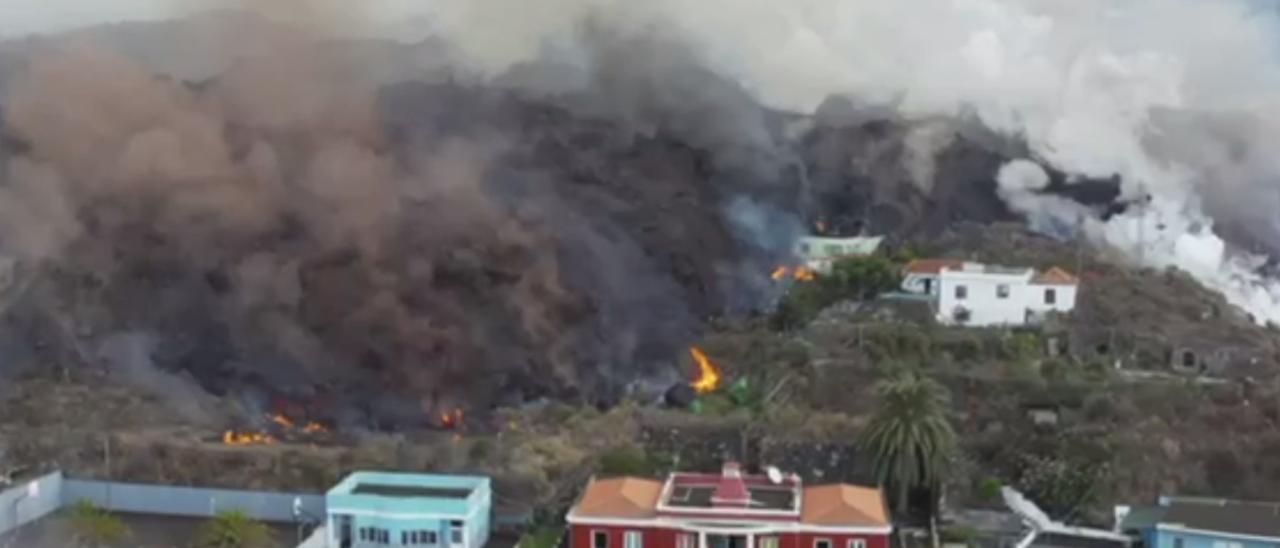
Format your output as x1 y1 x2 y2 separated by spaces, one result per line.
904 259 964 275
572 477 663 519
1033 266 1079 285
801 484 890 527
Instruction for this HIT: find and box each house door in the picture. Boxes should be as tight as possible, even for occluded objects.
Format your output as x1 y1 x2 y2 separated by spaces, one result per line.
923 278 933 295
336 515 353 548
707 535 747 548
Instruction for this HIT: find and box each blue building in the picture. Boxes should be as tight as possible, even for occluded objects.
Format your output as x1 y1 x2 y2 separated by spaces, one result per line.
324 471 491 548
1117 497 1280 548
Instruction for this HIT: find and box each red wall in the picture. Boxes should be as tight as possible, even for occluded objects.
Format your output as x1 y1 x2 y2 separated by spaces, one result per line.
570 525 888 548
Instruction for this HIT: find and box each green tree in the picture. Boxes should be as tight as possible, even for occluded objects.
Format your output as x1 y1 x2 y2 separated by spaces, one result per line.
194 510 276 548
772 256 903 330
860 370 957 514
66 499 131 547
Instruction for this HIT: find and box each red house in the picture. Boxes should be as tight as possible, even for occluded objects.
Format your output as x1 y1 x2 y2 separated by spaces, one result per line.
566 462 892 548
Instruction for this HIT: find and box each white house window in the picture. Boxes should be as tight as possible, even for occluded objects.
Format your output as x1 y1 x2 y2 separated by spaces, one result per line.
593 530 609 548
955 285 968 300
815 539 833 548
849 539 867 548
824 244 842 255
1045 288 1056 304
624 530 643 548
676 534 696 548
996 284 1010 299
759 537 780 548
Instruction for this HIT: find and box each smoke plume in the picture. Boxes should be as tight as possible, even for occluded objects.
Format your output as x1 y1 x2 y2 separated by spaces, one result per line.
412 0 1280 323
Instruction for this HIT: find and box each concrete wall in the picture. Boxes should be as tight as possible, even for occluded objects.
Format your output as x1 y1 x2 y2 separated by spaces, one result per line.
63 479 325 524
0 471 64 536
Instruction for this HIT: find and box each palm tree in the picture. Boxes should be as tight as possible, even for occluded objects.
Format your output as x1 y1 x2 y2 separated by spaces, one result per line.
194 510 276 548
66 499 131 547
860 370 956 514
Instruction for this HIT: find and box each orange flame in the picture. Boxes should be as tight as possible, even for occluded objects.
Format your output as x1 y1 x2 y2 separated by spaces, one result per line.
772 266 817 282
688 347 722 394
441 408 464 429
303 421 328 434
270 413 294 429
223 430 275 446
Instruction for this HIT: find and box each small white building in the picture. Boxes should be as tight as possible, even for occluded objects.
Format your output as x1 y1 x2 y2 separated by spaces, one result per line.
903 259 1079 326
795 235 884 274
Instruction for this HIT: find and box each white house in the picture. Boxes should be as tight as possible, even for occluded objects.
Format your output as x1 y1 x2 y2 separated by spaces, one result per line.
794 235 884 274
903 259 1079 326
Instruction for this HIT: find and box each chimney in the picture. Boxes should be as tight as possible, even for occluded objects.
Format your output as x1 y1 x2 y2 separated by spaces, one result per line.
711 462 751 507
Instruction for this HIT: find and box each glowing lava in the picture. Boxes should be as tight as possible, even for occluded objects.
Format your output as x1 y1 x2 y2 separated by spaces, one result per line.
223 430 275 446
688 347 723 394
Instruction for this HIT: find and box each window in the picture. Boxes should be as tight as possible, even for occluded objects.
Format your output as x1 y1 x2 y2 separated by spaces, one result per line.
815 539 833 548
1044 288 1056 304
799 243 811 254
997 284 1010 299
450 521 464 544
849 540 867 548
1174 538 1183 548
955 284 968 300
426 531 438 544
403 531 409 545
759 537 780 548
676 534 695 548
360 528 367 541
382 529 390 544
624 531 643 548
824 244 842 256
593 530 610 548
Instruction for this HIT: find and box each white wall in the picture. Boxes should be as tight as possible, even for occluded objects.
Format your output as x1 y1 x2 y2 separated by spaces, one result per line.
0 472 64 537
938 271 1035 326
1026 283 1078 314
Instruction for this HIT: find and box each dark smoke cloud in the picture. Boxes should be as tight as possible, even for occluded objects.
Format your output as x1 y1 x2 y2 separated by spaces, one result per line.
0 10 778 425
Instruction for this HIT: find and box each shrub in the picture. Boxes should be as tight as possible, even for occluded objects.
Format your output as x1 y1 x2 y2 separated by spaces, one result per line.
67 499 131 547
194 510 276 548
599 446 658 477
976 477 1003 503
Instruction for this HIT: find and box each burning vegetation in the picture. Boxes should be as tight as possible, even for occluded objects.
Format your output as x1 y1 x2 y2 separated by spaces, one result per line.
221 413 330 447
440 408 465 430
771 266 817 282
688 347 723 394
222 430 274 446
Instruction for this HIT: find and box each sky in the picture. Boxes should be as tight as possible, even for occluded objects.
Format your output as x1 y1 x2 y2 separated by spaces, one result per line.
0 0 439 39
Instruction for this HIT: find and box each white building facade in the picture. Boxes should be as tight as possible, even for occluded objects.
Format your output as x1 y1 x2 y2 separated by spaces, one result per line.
795 235 884 274
904 260 1079 327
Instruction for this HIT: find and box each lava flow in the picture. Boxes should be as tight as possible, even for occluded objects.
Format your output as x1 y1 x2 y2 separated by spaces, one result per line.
688 347 723 394
771 266 816 282
223 430 275 446
441 408 464 429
